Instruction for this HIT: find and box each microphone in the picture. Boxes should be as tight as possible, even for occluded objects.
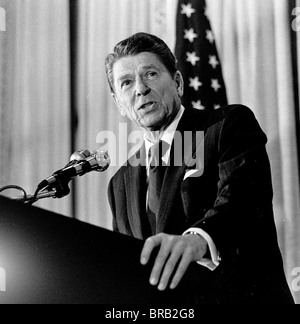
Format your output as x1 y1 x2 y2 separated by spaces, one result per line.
37 149 110 191
69 149 91 165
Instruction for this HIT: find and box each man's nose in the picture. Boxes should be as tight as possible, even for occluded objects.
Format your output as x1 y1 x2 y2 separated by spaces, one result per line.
135 79 151 97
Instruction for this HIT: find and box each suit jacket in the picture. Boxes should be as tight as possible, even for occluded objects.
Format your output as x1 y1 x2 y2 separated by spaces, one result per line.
108 105 294 304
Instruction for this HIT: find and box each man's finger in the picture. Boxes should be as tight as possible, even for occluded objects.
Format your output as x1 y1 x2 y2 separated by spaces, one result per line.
149 238 174 286
140 235 163 266
157 245 183 291
169 250 192 290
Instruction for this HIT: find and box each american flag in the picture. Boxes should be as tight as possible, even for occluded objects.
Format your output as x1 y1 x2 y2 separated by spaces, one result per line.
175 0 228 111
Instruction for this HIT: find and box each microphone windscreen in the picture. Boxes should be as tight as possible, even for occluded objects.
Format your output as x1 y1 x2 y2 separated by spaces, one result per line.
70 149 91 162
94 150 110 172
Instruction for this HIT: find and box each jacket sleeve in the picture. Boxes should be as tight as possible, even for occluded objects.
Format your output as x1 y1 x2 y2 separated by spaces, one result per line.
192 105 275 256
108 178 119 233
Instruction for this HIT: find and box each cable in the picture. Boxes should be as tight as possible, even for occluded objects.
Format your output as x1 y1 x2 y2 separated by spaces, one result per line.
0 185 28 203
26 186 44 206
0 184 57 205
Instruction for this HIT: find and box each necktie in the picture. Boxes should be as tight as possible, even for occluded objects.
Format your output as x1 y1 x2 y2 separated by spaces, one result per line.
147 141 169 234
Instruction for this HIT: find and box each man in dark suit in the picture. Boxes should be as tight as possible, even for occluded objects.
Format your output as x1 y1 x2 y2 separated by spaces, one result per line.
105 32 294 303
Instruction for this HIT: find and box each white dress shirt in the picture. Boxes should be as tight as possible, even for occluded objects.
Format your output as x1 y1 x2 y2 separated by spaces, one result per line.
144 106 220 271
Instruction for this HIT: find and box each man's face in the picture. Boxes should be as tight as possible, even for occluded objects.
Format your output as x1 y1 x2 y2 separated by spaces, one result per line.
112 52 184 131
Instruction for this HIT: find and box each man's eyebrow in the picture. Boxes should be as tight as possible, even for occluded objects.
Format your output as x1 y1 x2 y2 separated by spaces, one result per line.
116 73 133 82
142 64 159 70
116 65 160 82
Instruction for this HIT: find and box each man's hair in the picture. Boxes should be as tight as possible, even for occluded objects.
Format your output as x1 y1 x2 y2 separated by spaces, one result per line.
105 32 177 93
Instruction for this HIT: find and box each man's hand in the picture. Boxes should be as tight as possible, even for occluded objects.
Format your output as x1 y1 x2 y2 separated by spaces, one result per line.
140 233 208 291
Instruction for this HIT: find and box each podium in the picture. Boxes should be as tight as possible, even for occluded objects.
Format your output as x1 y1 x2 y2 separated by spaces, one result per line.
0 196 194 304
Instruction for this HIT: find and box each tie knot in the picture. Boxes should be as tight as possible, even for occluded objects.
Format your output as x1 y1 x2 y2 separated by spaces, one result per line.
149 140 169 168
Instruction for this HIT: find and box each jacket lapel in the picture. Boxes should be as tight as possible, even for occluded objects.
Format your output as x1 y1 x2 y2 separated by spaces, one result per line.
124 146 151 239
156 108 207 233
156 165 186 233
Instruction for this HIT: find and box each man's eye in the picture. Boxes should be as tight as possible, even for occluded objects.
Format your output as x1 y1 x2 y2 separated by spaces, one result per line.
121 80 132 89
146 71 158 80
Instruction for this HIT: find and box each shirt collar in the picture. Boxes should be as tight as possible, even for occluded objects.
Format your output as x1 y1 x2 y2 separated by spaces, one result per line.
144 106 185 163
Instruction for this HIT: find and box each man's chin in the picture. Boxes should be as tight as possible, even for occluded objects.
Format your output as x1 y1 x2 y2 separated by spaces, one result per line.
141 120 165 132
140 116 166 131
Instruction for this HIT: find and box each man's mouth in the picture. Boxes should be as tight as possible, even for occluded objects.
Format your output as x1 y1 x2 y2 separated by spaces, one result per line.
139 102 156 110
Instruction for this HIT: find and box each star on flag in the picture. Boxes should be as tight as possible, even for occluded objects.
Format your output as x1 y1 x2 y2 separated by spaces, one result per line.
186 52 200 66
184 28 198 43
211 79 221 92
192 100 205 110
209 55 219 69
181 3 196 18
206 30 215 44
189 77 203 91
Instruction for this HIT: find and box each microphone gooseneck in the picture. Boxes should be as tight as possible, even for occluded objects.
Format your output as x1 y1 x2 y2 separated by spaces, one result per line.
36 149 110 199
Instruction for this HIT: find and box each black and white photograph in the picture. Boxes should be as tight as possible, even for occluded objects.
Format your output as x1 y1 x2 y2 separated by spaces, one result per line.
0 0 299 307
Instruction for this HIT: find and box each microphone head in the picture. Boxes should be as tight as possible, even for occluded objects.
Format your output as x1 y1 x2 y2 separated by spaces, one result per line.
70 149 91 162
94 150 110 172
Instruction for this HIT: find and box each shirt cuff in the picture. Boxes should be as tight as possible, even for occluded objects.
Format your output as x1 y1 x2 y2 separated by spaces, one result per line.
183 227 221 271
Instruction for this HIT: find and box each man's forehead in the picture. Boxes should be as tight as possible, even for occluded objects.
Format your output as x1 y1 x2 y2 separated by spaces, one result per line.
113 52 166 77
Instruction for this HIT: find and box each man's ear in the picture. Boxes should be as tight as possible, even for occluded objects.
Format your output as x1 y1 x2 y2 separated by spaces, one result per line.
175 71 184 98
112 93 126 117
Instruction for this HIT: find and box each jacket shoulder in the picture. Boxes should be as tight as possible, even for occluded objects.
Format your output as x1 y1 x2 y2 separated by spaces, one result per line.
219 104 257 118
185 104 256 129
207 104 256 122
